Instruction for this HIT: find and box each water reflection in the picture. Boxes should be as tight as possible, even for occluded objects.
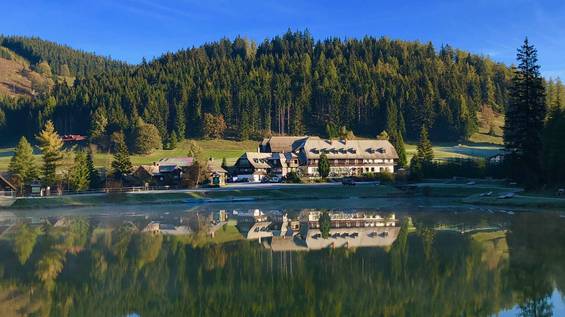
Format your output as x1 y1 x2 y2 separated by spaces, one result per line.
0 209 563 316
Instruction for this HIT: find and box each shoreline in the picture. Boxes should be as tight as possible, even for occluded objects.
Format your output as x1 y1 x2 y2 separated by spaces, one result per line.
3 181 565 211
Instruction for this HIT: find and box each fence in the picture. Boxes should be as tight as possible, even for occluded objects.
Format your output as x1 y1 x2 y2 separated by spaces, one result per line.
0 190 15 197
21 185 188 198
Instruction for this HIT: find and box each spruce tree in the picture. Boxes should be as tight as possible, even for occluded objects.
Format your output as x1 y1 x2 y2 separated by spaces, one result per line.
9 136 39 191
390 130 408 167
111 135 133 178
318 153 330 178
86 150 101 189
416 125 434 163
69 151 90 192
319 211 331 239
169 131 178 150
504 38 546 186
36 121 63 187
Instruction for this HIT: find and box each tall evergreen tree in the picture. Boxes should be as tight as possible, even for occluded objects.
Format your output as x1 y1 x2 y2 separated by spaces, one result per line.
390 131 408 167
416 125 434 163
69 151 90 192
8 136 38 191
86 149 101 189
111 134 133 178
36 121 63 187
504 38 546 186
318 153 330 178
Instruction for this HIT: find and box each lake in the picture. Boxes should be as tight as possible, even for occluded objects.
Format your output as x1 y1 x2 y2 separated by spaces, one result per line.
0 203 563 316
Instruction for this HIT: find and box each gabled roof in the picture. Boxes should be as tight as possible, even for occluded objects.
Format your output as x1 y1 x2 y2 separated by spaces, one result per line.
0 174 16 191
158 157 194 168
207 159 228 174
135 165 160 176
300 137 399 160
260 136 308 153
271 152 300 167
238 152 272 169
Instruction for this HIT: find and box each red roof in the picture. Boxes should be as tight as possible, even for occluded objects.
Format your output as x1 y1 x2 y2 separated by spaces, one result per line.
62 134 87 142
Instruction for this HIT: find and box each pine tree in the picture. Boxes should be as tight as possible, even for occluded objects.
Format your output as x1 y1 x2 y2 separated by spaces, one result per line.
390 130 407 167
111 134 132 178
36 121 63 187
318 153 330 178
86 150 101 189
504 38 546 186
8 136 38 191
69 151 90 192
416 125 434 163
169 131 178 150
90 107 108 141
319 211 331 239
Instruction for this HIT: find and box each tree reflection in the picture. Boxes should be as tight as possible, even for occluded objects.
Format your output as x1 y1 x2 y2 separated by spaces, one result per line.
0 213 561 316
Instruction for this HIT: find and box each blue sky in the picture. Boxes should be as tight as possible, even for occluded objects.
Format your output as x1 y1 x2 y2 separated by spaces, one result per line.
1 0 564 78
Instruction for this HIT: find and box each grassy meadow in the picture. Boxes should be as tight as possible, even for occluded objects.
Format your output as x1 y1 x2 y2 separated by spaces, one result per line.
0 111 504 172
0 139 258 172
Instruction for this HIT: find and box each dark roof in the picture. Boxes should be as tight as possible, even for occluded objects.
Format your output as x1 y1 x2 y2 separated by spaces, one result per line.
158 157 194 168
260 136 308 153
0 174 16 191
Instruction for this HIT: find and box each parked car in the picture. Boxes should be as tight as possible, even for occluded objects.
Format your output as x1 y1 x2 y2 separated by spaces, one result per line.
269 176 282 183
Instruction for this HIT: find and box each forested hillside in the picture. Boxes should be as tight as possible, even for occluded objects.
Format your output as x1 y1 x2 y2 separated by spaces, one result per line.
0 35 127 78
0 31 534 143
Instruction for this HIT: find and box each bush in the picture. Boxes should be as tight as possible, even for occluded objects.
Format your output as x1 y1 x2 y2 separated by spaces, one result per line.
377 171 395 183
284 171 302 183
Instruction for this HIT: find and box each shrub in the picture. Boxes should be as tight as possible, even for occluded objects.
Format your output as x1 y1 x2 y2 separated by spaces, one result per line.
377 171 395 183
284 171 302 183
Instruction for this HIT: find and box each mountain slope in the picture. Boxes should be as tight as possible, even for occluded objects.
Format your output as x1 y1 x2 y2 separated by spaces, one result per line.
0 35 127 78
0 46 54 98
1 32 514 144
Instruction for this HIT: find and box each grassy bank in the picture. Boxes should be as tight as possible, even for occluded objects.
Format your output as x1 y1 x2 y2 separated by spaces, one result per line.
6 182 514 210
463 193 565 209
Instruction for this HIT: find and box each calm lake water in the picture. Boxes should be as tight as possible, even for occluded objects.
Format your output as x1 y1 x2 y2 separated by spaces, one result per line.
0 203 563 317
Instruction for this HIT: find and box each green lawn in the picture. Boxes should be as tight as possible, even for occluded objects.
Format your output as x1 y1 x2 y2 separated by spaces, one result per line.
0 132 504 173
405 142 503 162
92 138 258 170
0 139 258 172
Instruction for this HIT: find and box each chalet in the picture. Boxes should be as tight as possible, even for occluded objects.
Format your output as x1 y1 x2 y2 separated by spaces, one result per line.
233 152 272 182
259 136 308 153
238 136 399 180
132 164 160 185
306 211 397 229
206 159 228 187
269 152 300 177
296 137 399 176
158 157 193 173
